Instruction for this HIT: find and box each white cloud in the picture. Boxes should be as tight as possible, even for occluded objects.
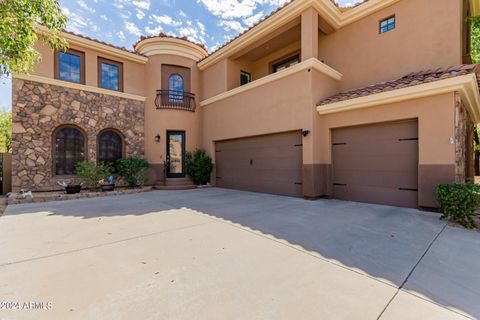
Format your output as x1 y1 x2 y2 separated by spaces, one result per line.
151 14 182 27
132 0 151 10
145 25 163 35
136 10 146 20
197 0 288 19
218 20 245 33
77 0 96 14
125 21 142 36
117 30 126 41
244 11 264 26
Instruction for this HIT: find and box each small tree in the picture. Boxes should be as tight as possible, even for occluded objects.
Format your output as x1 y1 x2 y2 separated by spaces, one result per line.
0 109 12 152
116 157 150 188
0 0 68 76
185 149 213 185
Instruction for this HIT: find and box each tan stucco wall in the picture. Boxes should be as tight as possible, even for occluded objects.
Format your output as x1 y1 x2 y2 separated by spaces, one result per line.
33 42 146 96
144 53 202 181
317 93 456 165
202 68 339 174
317 0 463 91
200 59 228 99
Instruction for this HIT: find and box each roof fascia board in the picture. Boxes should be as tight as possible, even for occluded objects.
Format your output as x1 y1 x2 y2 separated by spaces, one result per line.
316 74 480 123
36 25 148 64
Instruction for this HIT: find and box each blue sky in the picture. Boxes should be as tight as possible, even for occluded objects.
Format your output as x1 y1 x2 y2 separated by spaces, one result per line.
0 0 361 110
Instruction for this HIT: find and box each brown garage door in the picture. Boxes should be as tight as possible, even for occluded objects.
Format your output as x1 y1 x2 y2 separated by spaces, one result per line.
332 120 418 208
215 131 303 197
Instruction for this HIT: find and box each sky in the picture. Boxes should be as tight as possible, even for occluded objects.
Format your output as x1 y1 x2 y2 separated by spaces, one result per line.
0 0 361 110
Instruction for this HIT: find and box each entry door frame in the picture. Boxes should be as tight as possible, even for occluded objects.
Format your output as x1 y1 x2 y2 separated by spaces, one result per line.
166 130 186 179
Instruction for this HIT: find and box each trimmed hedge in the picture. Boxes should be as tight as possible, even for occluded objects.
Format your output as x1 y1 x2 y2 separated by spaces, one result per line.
436 183 480 229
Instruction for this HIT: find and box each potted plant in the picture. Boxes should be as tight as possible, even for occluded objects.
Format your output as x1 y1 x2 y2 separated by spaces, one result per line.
57 178 84 194
99 175 116 192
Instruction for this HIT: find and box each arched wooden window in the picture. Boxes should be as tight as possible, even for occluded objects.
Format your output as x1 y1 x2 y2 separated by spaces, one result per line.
97 130 123 167
54 126 86 175
168 73 184 101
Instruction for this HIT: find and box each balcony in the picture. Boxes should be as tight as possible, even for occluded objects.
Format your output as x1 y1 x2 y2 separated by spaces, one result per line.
155 90 196 112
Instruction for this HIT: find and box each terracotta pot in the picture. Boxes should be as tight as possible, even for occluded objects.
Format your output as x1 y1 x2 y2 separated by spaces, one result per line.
100 184 115 192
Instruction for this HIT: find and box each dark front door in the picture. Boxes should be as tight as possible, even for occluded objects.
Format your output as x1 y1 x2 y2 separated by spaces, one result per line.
166 131 186 178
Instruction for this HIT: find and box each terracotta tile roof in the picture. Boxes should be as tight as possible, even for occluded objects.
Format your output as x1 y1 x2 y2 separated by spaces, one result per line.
133 33 208 52
62 29 145 57
318 64 479 106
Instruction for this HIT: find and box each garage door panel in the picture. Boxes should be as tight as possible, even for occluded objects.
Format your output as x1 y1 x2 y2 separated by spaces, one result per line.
333 153 418 172
332 120 418 208
216 131 303 197
333 170 418 189
333 185 418 208
333 121 418 144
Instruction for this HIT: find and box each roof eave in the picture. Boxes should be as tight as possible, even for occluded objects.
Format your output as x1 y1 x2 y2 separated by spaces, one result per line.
36 25 148 64
317 74 480 123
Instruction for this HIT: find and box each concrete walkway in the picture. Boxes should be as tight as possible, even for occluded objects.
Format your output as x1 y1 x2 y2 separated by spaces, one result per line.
0 188 478 319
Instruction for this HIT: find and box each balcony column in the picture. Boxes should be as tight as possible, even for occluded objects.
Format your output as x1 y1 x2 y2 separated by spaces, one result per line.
301 8 319 61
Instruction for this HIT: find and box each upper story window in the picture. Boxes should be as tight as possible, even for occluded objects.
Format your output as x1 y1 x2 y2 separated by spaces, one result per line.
380 16 395 34
55 49 85 84
168 74 184 102
272 54 300 73
240 70 252 86
98 57 123 92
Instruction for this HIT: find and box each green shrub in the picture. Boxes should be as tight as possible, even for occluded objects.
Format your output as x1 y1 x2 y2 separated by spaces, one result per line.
436 183 480 229
185 149 213 185
116 157 150 188
75 161 113 189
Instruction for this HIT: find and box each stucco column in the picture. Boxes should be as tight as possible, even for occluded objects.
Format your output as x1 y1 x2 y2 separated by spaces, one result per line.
301 8 319 61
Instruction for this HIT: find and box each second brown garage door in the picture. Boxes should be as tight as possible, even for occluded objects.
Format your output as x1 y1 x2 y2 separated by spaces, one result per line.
215 131 303 197
332 120 419 208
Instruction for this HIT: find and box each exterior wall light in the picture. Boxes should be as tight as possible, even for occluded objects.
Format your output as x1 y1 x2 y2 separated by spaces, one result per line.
302 130 311 137
155 134 161 142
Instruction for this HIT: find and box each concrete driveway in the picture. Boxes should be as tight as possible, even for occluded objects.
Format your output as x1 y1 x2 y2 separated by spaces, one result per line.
0 188 479 320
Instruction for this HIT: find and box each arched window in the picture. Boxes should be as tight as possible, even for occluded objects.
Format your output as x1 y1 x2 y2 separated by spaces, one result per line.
168 73 184 102
98 130 123 167
54 126 86 175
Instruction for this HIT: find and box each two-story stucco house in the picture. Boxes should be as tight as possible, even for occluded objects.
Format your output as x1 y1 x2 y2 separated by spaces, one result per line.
11 0 480 209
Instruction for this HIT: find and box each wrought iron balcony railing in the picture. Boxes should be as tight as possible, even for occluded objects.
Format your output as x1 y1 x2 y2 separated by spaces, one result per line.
155 90 196 112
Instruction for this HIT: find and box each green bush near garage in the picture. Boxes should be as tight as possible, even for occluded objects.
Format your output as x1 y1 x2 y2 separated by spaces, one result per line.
436 183 480 229
185 149 213 185
116 157 150 188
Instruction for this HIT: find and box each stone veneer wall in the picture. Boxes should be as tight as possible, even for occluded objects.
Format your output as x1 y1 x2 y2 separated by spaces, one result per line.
454 93 474 183
12 79 145 191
